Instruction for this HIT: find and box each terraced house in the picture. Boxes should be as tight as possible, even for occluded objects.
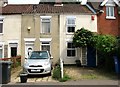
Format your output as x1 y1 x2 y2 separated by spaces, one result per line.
1 1 98 66
0 0 23 58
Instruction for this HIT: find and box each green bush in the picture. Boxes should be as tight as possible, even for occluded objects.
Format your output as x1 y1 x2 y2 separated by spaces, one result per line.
52 65 71 82
73 28 94 47
52 65 61 80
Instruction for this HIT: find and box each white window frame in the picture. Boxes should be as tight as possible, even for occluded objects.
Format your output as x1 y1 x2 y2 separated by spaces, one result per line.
41 42 51 52
0 43 4 58
0 16 4 35
66 41 76 58
106 5 116 19
8 40 19 58
39 38 52 53
40 16 52 34
66 16 76 34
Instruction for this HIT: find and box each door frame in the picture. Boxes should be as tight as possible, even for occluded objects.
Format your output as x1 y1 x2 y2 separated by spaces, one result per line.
8 40 18 58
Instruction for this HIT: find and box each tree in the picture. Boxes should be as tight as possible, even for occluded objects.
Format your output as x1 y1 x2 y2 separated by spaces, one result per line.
73 28 94 47
93 35 117 54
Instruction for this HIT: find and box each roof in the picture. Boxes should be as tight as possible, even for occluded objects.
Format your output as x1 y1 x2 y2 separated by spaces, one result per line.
101 0 120 6
87 0 103 13
1 4 93 14
2 5 31 14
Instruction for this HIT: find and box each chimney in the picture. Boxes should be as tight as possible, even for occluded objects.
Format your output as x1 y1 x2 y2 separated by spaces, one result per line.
81 0 87 5
54 0 63 6
3 1 8 7
0 0 8 7
55 0 62 4
33 5 37 12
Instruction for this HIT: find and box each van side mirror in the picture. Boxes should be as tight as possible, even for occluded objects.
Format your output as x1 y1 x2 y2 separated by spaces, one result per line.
50 56 53 59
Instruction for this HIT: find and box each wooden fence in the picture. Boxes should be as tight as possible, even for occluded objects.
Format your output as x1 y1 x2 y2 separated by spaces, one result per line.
0 56 21 68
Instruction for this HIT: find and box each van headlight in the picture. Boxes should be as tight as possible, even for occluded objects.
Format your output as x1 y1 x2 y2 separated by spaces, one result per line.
24 61 29 66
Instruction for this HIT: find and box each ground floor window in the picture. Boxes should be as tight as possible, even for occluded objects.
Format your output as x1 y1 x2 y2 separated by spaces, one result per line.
67 42 76 57
41 42 50 52
0 46 3 58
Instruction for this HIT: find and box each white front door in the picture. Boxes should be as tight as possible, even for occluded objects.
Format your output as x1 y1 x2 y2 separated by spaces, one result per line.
25 44 34 58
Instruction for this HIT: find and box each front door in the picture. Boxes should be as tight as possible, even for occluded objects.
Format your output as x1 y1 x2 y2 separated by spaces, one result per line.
25 45 34 58
11 47 17 57
87 46 96 67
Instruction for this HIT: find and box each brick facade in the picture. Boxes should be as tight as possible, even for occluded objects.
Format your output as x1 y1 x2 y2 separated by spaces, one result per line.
97 6 119 36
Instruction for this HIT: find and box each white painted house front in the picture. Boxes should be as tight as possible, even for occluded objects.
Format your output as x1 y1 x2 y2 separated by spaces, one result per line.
60 14 97 65
0 15 21 58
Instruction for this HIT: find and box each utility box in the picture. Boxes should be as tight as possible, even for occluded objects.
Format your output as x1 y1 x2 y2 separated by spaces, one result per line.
0 61 12 84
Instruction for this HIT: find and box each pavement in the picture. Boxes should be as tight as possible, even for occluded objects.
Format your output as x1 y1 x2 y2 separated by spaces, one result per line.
1 80 119 87
8 80 119 85
7 66 120 86
10 66 57 83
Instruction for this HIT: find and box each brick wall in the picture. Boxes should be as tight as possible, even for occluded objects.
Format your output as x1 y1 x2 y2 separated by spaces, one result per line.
97 6 119 36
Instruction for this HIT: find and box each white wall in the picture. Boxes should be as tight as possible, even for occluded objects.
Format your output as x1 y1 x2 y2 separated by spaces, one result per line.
0 15 21 57
60 14 97 64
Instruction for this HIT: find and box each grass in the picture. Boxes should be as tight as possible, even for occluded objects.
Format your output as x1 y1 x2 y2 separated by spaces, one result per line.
64 66 118 80
59 74 71 82
81 74 97 79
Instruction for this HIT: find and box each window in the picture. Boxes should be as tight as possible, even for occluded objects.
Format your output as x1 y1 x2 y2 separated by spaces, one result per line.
41 42 50 52
106 6 115 18
67 17 75 33
0 46 3 58
67 42 76 57
0 19 3 34
41 18 50 33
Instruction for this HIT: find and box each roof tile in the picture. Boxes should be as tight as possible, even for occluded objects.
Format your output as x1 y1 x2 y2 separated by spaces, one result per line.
1 4 93 14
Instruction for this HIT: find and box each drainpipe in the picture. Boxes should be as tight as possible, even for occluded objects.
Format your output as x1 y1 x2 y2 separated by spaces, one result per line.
60 58 63 78
58 14 63 79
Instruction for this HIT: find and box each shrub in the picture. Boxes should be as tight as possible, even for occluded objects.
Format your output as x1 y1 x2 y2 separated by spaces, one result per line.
52 65 61 80
93 35 117 54
73 28 94 47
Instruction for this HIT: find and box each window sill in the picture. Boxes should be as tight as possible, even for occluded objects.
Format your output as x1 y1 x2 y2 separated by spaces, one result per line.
67 56 76 58
0 33 3 35
66 33 74 35
106 16 116 19
40 33 51 35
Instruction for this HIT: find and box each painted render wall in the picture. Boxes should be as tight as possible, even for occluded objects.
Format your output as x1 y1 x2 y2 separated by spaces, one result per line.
0 15 21 57
60 14 97 64
21 14 60 65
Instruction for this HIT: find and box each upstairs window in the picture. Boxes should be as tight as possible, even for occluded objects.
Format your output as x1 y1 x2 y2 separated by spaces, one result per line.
66 17 76 33
0 19 3 34
41 16 51 33
106 6 115 19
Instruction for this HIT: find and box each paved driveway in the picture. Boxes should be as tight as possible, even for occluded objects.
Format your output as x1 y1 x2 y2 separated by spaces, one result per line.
10 66 57 83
